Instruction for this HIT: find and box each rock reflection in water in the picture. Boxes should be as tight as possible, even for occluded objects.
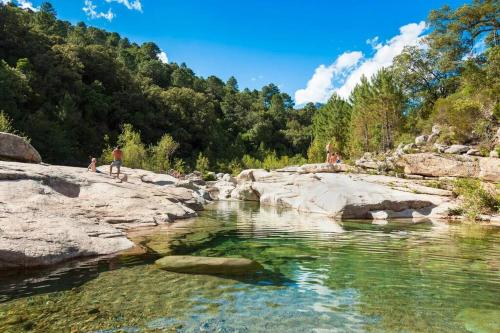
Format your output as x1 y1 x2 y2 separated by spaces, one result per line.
0 201 498 333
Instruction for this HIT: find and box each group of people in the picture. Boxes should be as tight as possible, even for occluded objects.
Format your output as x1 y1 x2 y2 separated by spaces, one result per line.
325 143 341 164
87 146 123 177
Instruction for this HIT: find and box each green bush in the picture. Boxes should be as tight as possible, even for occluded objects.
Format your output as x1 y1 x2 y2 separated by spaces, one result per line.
117 124 147 169
453 178 500 220
203 173 216 181
173 158 187 174
0 111 13 133
150 134 179 172
195 152 210 174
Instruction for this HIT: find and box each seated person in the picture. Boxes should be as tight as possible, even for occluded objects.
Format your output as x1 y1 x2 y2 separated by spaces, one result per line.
87 157 97 172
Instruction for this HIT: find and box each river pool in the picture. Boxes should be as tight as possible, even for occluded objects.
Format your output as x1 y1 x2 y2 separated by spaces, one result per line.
0 201 499 332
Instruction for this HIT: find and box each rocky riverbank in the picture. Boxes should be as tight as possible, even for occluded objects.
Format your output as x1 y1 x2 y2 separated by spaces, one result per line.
1 128 498 269
208 167 459 220
0 161 209 269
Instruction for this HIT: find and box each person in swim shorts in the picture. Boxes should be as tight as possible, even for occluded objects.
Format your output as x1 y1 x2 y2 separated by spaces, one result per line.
109 146 123 177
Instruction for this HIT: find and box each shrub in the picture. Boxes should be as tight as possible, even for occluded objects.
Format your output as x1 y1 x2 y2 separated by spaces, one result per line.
228 159 243 176
150 134 179 172
453 178 500 220
116 124 147 169
195 152 210 174
241 154 262 169
307 139 325 163
0 111 13 133
173 158 187 174
203 173 216 181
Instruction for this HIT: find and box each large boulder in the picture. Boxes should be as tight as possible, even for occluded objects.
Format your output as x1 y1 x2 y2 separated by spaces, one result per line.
249 172 452 219
398 153 479 178
155 255 264 275
231 183 259 201
0 132 41 163
208 180 236 199
0 161 201 268
478 157 500 182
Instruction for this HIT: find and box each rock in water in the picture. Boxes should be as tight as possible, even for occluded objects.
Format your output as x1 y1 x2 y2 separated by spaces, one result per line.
0 132 42 163
155 255 264 275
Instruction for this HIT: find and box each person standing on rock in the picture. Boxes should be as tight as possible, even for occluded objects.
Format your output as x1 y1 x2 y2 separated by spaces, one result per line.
109 146 123 178
325 143 332 164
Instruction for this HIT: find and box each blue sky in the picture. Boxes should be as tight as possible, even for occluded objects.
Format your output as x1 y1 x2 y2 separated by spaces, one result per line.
8 0 468 104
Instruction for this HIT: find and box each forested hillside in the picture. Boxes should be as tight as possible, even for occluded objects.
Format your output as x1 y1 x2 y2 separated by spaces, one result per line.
309 0 499 161
0 2 314 170
0 1 498 173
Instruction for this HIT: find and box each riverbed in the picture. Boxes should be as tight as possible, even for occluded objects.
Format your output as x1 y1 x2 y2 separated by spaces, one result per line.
0 201 499 332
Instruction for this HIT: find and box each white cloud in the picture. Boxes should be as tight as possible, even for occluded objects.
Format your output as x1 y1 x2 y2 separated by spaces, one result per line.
0 0 12 5
105 0 142 12
157 51 169 64
295 21 427 104
295 51 362 104
83 0 115 21
16 0 38 11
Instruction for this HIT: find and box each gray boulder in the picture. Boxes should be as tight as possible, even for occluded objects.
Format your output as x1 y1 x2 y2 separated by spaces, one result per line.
415 135 428 146
155 255 264 275
444 145 469 154
0 132 42 163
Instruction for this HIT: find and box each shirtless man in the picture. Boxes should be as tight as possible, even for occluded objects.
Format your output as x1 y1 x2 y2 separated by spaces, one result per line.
109 146 123 177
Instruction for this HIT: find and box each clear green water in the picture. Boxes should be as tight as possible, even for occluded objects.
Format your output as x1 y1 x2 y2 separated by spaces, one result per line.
0 201 499 333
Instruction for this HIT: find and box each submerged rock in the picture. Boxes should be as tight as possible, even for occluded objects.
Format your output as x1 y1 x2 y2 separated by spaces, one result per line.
456 308 500 333
0 132 42 163
155 255 264 275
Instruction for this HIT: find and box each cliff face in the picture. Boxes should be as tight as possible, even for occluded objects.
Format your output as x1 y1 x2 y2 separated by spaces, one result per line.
0 161 205 268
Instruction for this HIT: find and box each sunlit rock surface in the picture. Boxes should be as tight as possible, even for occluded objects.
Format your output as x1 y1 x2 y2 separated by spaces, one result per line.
0 132 42 163
211 167 457 220
0 161 202 268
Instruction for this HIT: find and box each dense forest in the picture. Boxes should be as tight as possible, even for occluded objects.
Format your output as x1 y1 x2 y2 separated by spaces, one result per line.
0 1 498 173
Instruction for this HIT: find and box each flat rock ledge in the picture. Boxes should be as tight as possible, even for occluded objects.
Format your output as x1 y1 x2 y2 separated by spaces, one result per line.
0 161 209 269
155 255 264 275
209 166 456 220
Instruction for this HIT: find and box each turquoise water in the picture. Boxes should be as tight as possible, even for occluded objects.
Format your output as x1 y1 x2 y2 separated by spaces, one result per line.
0 201 499 332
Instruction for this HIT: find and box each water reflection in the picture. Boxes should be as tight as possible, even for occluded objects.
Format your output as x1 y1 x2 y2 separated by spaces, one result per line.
0 202 498 333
